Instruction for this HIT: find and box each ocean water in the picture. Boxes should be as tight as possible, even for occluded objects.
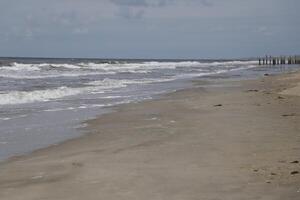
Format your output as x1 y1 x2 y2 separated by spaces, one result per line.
0 57 298 160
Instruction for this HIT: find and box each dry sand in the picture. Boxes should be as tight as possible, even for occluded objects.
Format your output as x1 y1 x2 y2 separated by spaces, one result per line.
0 72 300 200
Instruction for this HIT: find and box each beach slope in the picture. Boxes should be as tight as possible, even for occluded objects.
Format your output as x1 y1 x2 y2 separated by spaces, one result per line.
0 72 300 199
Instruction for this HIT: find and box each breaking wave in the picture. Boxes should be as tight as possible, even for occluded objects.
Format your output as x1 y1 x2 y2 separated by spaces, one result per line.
0 78 175 105
0 59 259 105
0 87 84 105
0 60 258 79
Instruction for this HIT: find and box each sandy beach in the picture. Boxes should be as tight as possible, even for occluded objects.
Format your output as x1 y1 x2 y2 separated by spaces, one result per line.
0 71 300 200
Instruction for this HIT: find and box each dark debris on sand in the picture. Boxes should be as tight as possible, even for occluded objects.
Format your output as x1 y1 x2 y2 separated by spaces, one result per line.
214 104 223 107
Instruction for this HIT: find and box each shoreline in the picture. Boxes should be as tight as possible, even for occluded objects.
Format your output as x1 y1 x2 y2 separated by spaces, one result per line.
1 71 300 199
0 74 254 164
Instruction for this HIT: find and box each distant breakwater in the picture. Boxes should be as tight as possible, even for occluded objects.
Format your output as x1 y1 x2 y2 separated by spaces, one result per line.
259 55 300 66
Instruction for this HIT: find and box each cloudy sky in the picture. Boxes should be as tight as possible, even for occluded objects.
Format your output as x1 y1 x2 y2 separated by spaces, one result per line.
0 0 299 59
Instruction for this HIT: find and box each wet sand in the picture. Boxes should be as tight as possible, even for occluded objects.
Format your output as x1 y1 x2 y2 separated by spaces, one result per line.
0 72 300 199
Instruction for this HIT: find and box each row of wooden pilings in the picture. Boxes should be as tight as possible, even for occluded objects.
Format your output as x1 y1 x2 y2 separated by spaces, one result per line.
259 56 300 65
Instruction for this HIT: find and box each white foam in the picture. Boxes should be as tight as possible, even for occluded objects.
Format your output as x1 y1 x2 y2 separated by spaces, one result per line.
1 63 82 71
0 77 174 105
85 78 174 88
49 64 82 69
0 60 258 80
0 71 116 79
99 95 124 99
176 64 258 78
83 60 257 71
85 78 133 88
2 63 41 71
0 141 8 145
88 104 105 108
139 78 175 83
0 60 259 105
0 117 11 121
82 61 200 72
201 60 257 67
2 60 257 72
44 107 76 112
0 87 84 105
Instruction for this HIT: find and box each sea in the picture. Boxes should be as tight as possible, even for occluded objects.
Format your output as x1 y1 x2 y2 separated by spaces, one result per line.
0 57 299 160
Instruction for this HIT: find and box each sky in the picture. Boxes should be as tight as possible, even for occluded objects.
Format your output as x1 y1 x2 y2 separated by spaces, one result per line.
0 0 299 59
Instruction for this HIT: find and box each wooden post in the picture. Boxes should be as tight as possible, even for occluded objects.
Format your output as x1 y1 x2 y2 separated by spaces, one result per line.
272 57 276 65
